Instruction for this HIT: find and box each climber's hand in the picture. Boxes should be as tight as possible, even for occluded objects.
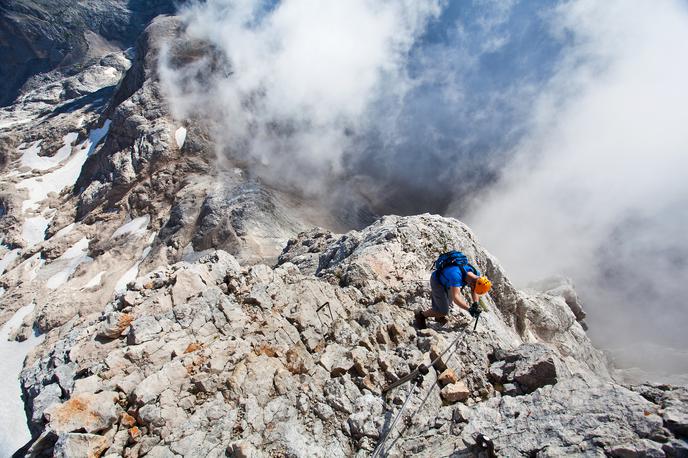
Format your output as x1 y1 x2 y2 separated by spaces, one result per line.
469 302 481 318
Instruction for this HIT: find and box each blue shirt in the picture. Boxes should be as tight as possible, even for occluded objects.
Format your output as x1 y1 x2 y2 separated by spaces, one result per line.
432 265 480 288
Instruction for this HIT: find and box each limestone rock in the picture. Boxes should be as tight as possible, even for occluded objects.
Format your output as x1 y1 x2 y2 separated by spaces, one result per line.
127 315 162 345
320 343 354 376
53 433 110 458
171 269 205 306
45 392 119 434
438 368 459 386
663 404 688 437
441 381 470 403
607 439 665 458
459 377 666 457
133 360 188 405
489 343 564 394
529 276 587 322
98 312 134 339
347 394 384 439
31 382 63 428
228 440 257 458
53 363 77 395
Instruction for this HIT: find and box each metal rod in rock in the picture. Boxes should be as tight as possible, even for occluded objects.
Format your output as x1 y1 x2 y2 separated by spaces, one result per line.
280 327 298 346
326 301 335 322
315 301 329 327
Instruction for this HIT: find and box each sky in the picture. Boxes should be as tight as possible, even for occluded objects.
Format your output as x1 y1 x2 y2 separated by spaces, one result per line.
161 0 688 377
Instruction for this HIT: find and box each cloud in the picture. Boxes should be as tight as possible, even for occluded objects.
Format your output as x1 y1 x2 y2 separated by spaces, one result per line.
160 0 443 199
466 0 688 368
159 0 549 218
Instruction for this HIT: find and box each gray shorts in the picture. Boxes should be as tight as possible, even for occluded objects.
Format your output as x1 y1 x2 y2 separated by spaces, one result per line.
430 274 451 315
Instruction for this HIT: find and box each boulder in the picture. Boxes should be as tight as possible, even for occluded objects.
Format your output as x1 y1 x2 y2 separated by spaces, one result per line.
607 439 665 458
529 276 587 322
228 440 257 458
663 403 688 437
31 382 63 427
171 268 205 306
320 343 354 376
347 394 384 439
45 392 119 434
489 343 563 394
438 368 459 386
133 360 188 405
98 312 134 339
53 363 77 395
460 377 665 457
127 315 162 345
53 433 110 458
441 381 470 403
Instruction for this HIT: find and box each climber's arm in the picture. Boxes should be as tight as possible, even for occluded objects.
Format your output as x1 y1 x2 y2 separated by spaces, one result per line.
451 286 470 311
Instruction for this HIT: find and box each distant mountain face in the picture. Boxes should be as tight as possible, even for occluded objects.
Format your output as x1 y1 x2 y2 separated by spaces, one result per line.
0 0 178 107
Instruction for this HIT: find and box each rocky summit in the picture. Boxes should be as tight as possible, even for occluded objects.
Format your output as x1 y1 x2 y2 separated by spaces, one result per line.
0 3 686 458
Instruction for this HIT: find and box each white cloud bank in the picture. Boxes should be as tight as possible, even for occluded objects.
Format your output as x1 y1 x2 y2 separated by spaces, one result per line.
466 0 688 365
160 0 442 195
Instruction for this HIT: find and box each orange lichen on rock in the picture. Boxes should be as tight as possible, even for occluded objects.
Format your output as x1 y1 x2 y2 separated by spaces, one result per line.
118 313 134 330
185 342 202 353
120 412 137 428
44 392 118 433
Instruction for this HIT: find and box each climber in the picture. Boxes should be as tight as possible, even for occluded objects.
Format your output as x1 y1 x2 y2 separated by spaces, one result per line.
415 251 492 329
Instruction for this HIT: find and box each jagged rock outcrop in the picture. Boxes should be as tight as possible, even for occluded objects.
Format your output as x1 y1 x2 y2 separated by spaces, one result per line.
488 343 566 395
529 276 588 328
15 215 687 457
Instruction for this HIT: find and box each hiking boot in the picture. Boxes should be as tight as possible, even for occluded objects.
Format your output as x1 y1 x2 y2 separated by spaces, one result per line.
436 315 448 326
414 311 427 329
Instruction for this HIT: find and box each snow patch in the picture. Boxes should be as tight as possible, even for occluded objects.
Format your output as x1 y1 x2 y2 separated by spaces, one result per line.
46 237 92 289
0 287 4 298
83 271 106 289
0 303 44 456
60 237 90 260
0 249 20 275
114 245 152 294
0 116 33 130
22 253 45 283
111 215 150 239
53 223 76 239
19 133 78 171
17 121 110 213
21 216 51 248
175 127 187 148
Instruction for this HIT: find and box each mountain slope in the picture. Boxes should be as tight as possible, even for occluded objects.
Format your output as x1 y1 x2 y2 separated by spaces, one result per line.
17 214 688 457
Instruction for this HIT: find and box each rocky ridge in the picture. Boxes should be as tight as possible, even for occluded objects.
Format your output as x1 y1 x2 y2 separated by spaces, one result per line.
16 215 688 457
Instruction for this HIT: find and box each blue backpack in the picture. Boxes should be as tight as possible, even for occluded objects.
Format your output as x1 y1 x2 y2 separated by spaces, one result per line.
433 251 476 283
